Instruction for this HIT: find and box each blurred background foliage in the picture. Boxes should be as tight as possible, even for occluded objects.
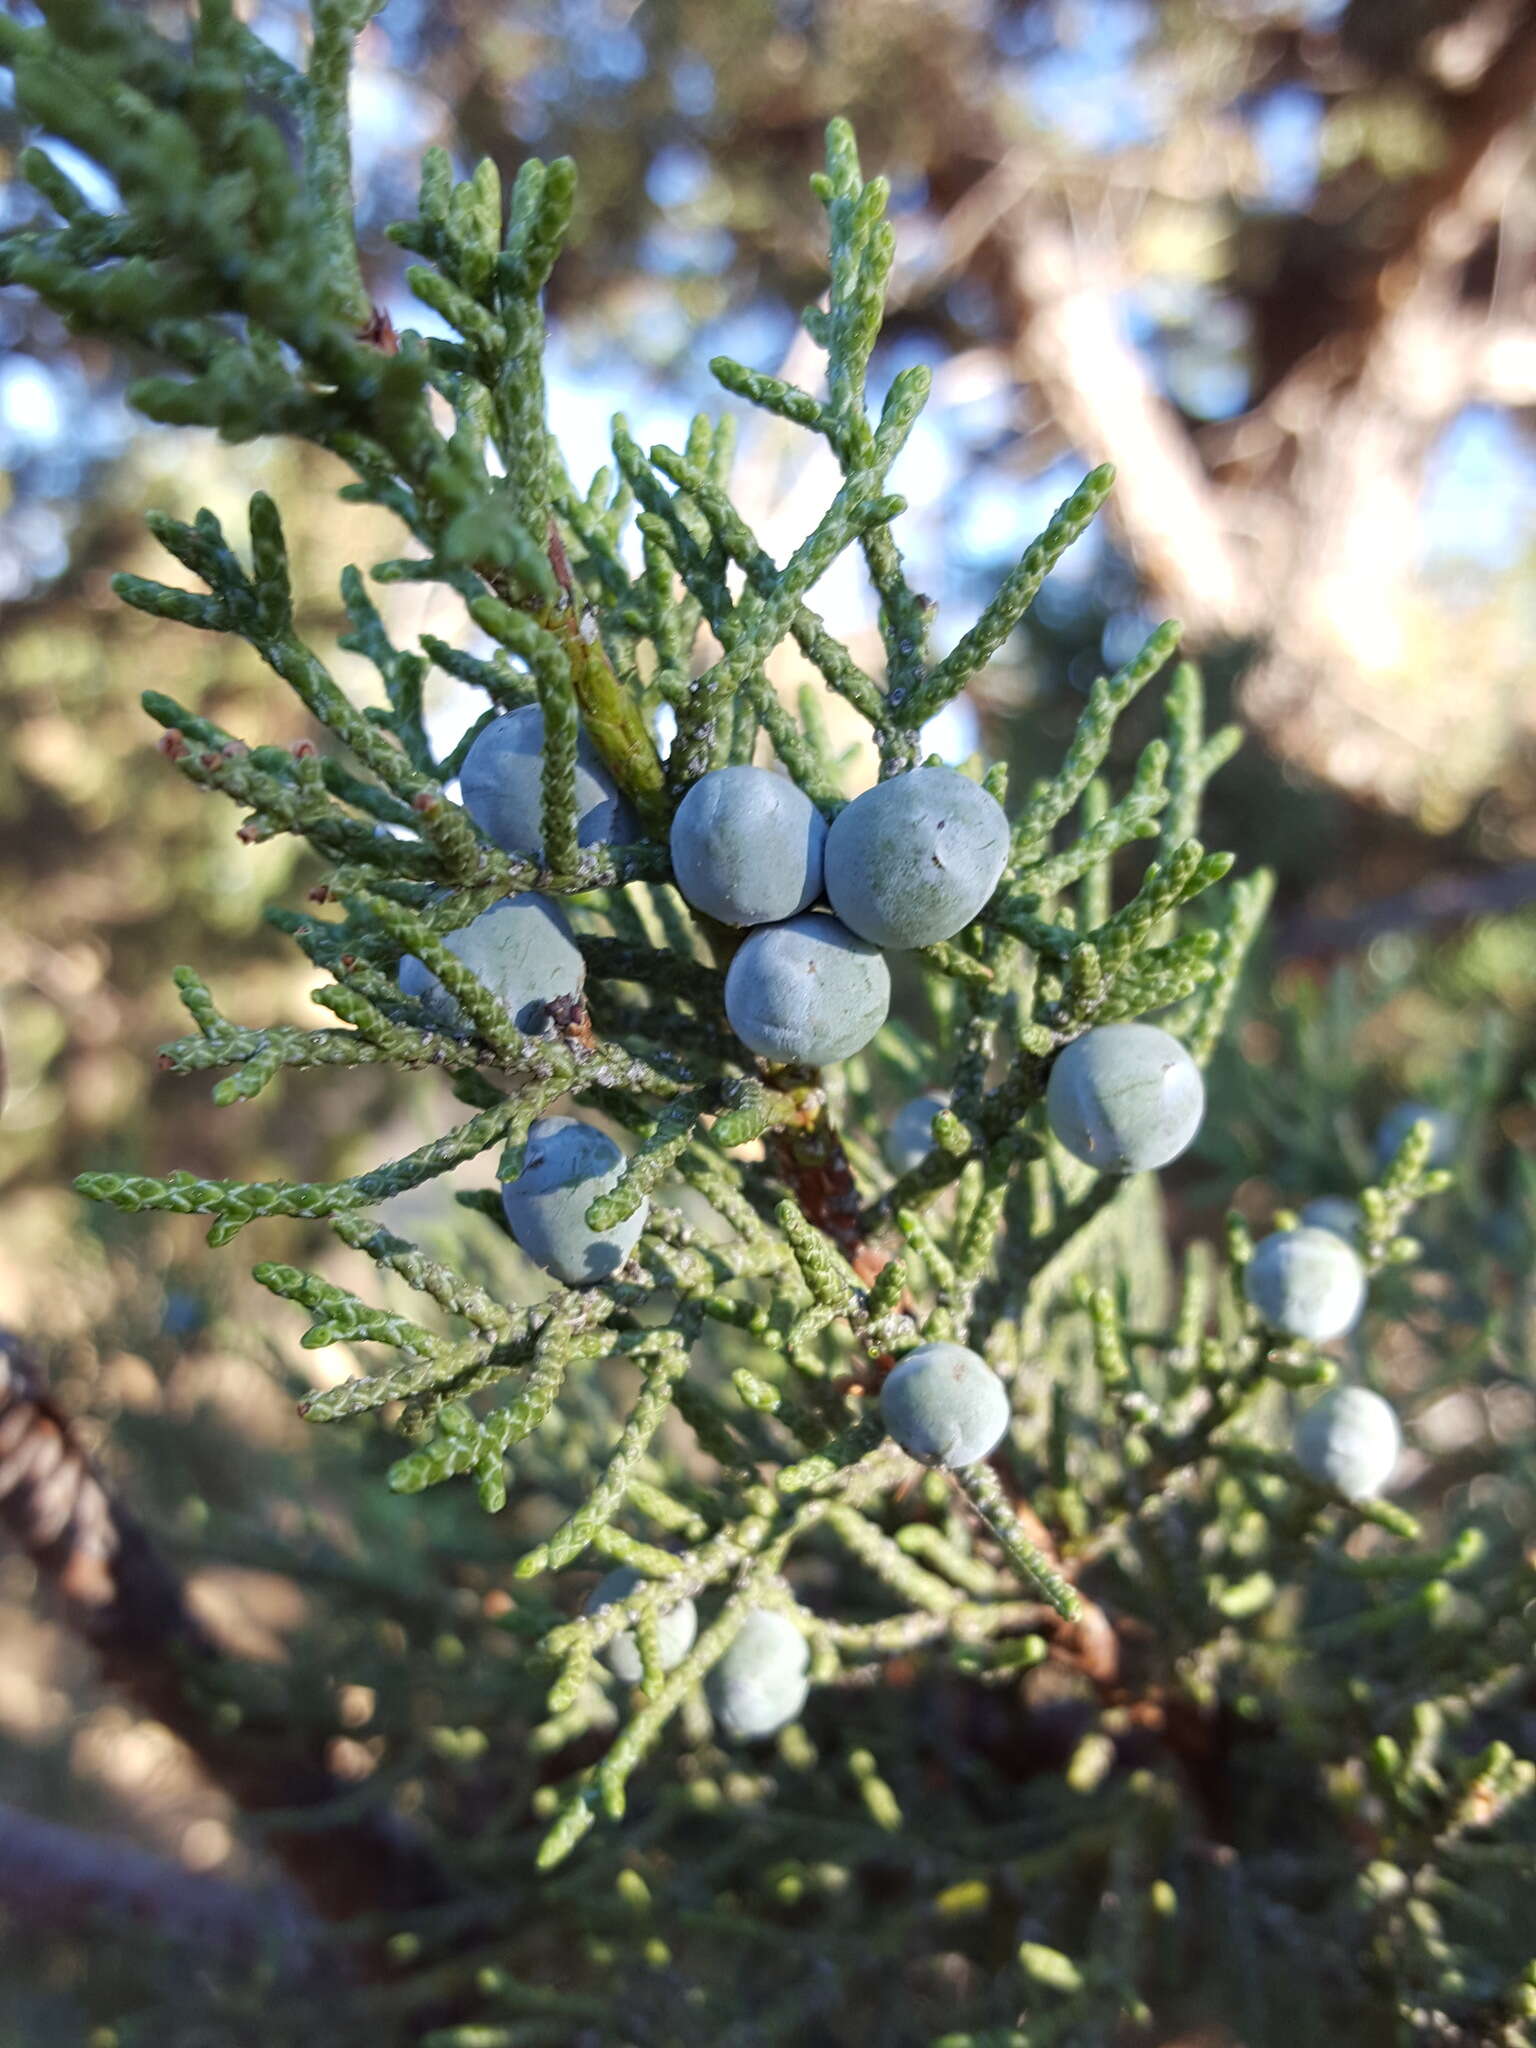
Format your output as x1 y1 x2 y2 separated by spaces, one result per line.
2 0 1536 2040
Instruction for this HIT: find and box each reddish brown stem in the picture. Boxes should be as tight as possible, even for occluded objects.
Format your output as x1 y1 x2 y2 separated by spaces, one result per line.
766 1086 892 1289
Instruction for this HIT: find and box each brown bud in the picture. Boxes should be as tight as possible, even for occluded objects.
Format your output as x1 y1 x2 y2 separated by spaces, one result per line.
542 991 597 1051
357 305 398 354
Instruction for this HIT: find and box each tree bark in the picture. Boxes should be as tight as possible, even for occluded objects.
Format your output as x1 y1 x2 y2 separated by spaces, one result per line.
0 1800 310 1965
1228 10 1536 810
1006 213 1260 642
861 1 1536 821
0 1330 452 1930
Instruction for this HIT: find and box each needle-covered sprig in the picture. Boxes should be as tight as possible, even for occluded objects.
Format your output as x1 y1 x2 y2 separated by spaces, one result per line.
7 22 1522 2036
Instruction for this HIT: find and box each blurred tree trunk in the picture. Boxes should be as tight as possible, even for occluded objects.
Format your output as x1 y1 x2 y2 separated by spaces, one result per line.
0 1800 310 1964
978 3 1536 816
0 1331 450 1934
437 0 1536 823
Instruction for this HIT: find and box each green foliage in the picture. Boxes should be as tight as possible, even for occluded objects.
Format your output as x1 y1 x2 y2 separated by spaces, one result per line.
3 10 1534 2046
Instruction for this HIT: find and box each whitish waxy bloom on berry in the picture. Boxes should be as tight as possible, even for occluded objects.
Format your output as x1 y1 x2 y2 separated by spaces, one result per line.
880 1342 1011 1469
1300 1196 1363 1244
724 912 891 1066
500 1116 647 1284
1045 1022 1205 1174
669 765 827 928
1243 1226 1367 1343
1375 1102 1460 1172
885 1092 950 1176
823 765 1008 950
1294 1385 1402 1499
398 893 584 1036
705 1607 810 1742
587 1567 698 1685
460 705 633 858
